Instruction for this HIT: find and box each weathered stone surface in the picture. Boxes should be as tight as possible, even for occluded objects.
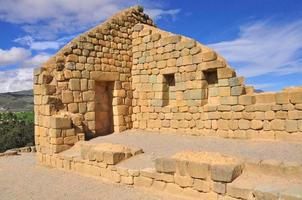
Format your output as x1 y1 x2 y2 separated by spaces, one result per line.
50 117 72 129
155 158 176 173
211 163 242 183
187 161 210 179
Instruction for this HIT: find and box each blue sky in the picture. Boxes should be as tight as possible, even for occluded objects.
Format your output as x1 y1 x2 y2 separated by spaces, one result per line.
0 0 302 92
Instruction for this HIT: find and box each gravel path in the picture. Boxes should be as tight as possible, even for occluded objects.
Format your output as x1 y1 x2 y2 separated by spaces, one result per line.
0 154 186 200
88 130 302 169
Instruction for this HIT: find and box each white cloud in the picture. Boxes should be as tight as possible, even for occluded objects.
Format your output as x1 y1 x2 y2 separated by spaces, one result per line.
0 47 31 66
209 20 302 78
0 0 180 39
14 35 74 50
0 68 33 93
145 8 180 21
0 52 49 92
22 53 50 68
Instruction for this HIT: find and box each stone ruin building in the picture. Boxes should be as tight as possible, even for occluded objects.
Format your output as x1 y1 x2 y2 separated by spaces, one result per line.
33 6 302 200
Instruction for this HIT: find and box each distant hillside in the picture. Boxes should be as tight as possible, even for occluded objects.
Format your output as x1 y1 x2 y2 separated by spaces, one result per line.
0 90 33 112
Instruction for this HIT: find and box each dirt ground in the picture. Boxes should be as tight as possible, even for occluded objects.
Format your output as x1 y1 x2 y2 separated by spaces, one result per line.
0 153 186 200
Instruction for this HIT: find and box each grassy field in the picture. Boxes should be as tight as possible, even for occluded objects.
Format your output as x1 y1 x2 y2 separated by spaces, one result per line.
0 111 34 153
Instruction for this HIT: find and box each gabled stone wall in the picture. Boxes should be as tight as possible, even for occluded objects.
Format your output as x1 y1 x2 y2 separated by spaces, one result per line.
33 6 302 156
33 6 154 154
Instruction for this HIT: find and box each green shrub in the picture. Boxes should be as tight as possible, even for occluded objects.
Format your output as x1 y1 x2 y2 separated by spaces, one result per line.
0 112 34 153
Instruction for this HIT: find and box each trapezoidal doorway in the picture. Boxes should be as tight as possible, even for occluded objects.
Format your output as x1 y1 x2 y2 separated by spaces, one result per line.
95 81 114 136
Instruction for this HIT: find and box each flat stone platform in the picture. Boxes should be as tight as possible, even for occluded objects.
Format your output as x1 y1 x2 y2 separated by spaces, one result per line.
54 130 302 199
84 130 302 170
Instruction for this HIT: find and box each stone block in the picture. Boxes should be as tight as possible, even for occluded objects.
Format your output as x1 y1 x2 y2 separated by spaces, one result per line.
151 180 166 191
90 71 119 81
239 95 255 105
285 120 298 132
187 161 210 179
217 68 236 79
289 92 302 104
231 86 244 96
255 93 276 104
219 87 231 96
155 158 176 173
133 176 153 187
193 179 211 192
200 60 225 70
270 119 285 131
227 184 253 200
220 96 238 105
275 92 289 104
165 183 183 194
213 182 226 194
40 85 56 95
174 175 193 187
211 163 242 183
251 120 263 130
64 135 78 145
161 67 177 74
103 151 125 165
182 55 193 65
83 91 94 101
202 51 217 62
229 77 244 87
50 117 71 129
69 79 80 91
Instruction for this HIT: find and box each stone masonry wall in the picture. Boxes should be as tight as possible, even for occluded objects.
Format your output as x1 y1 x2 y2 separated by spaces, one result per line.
33 6 154 155
33 6 302 156
131 24 302 142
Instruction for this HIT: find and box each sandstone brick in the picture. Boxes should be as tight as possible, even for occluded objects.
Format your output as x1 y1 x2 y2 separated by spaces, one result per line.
134 176 153 187
227 184 253 200
285 120 298 132
165 183 183 194
289 92 302 104
174 175 193 187
238 95 255 105
251 120 263 130
202 51 217 62
229 77 244 87
255 93 276 104
83 91 94 101
151 180 166 190
219 87 231 96
187 161 210 179
270 119 285 131
238 119 250 130
50 117 71 129
155 158 176 173
217 68 236 79
231 86 244 96
64 135 78 145
275 92 289 104
211 163 242 183
182 55 193 65
103 151 125 165
213 182 226 194
220 96 238 105
69 79 80 91
90 71 119 81
193 179 211 192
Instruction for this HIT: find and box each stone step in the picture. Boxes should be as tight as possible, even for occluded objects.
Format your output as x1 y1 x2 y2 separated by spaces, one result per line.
226 171 302 200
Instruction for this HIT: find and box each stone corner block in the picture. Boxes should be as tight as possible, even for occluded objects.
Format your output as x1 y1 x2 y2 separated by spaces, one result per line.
155 157 177 173
211 163 243 183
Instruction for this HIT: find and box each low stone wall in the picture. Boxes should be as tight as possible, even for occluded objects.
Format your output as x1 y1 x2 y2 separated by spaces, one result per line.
36 149 301 200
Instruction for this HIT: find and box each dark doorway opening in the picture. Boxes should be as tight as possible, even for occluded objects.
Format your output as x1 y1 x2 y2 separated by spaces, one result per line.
95 81 114 136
